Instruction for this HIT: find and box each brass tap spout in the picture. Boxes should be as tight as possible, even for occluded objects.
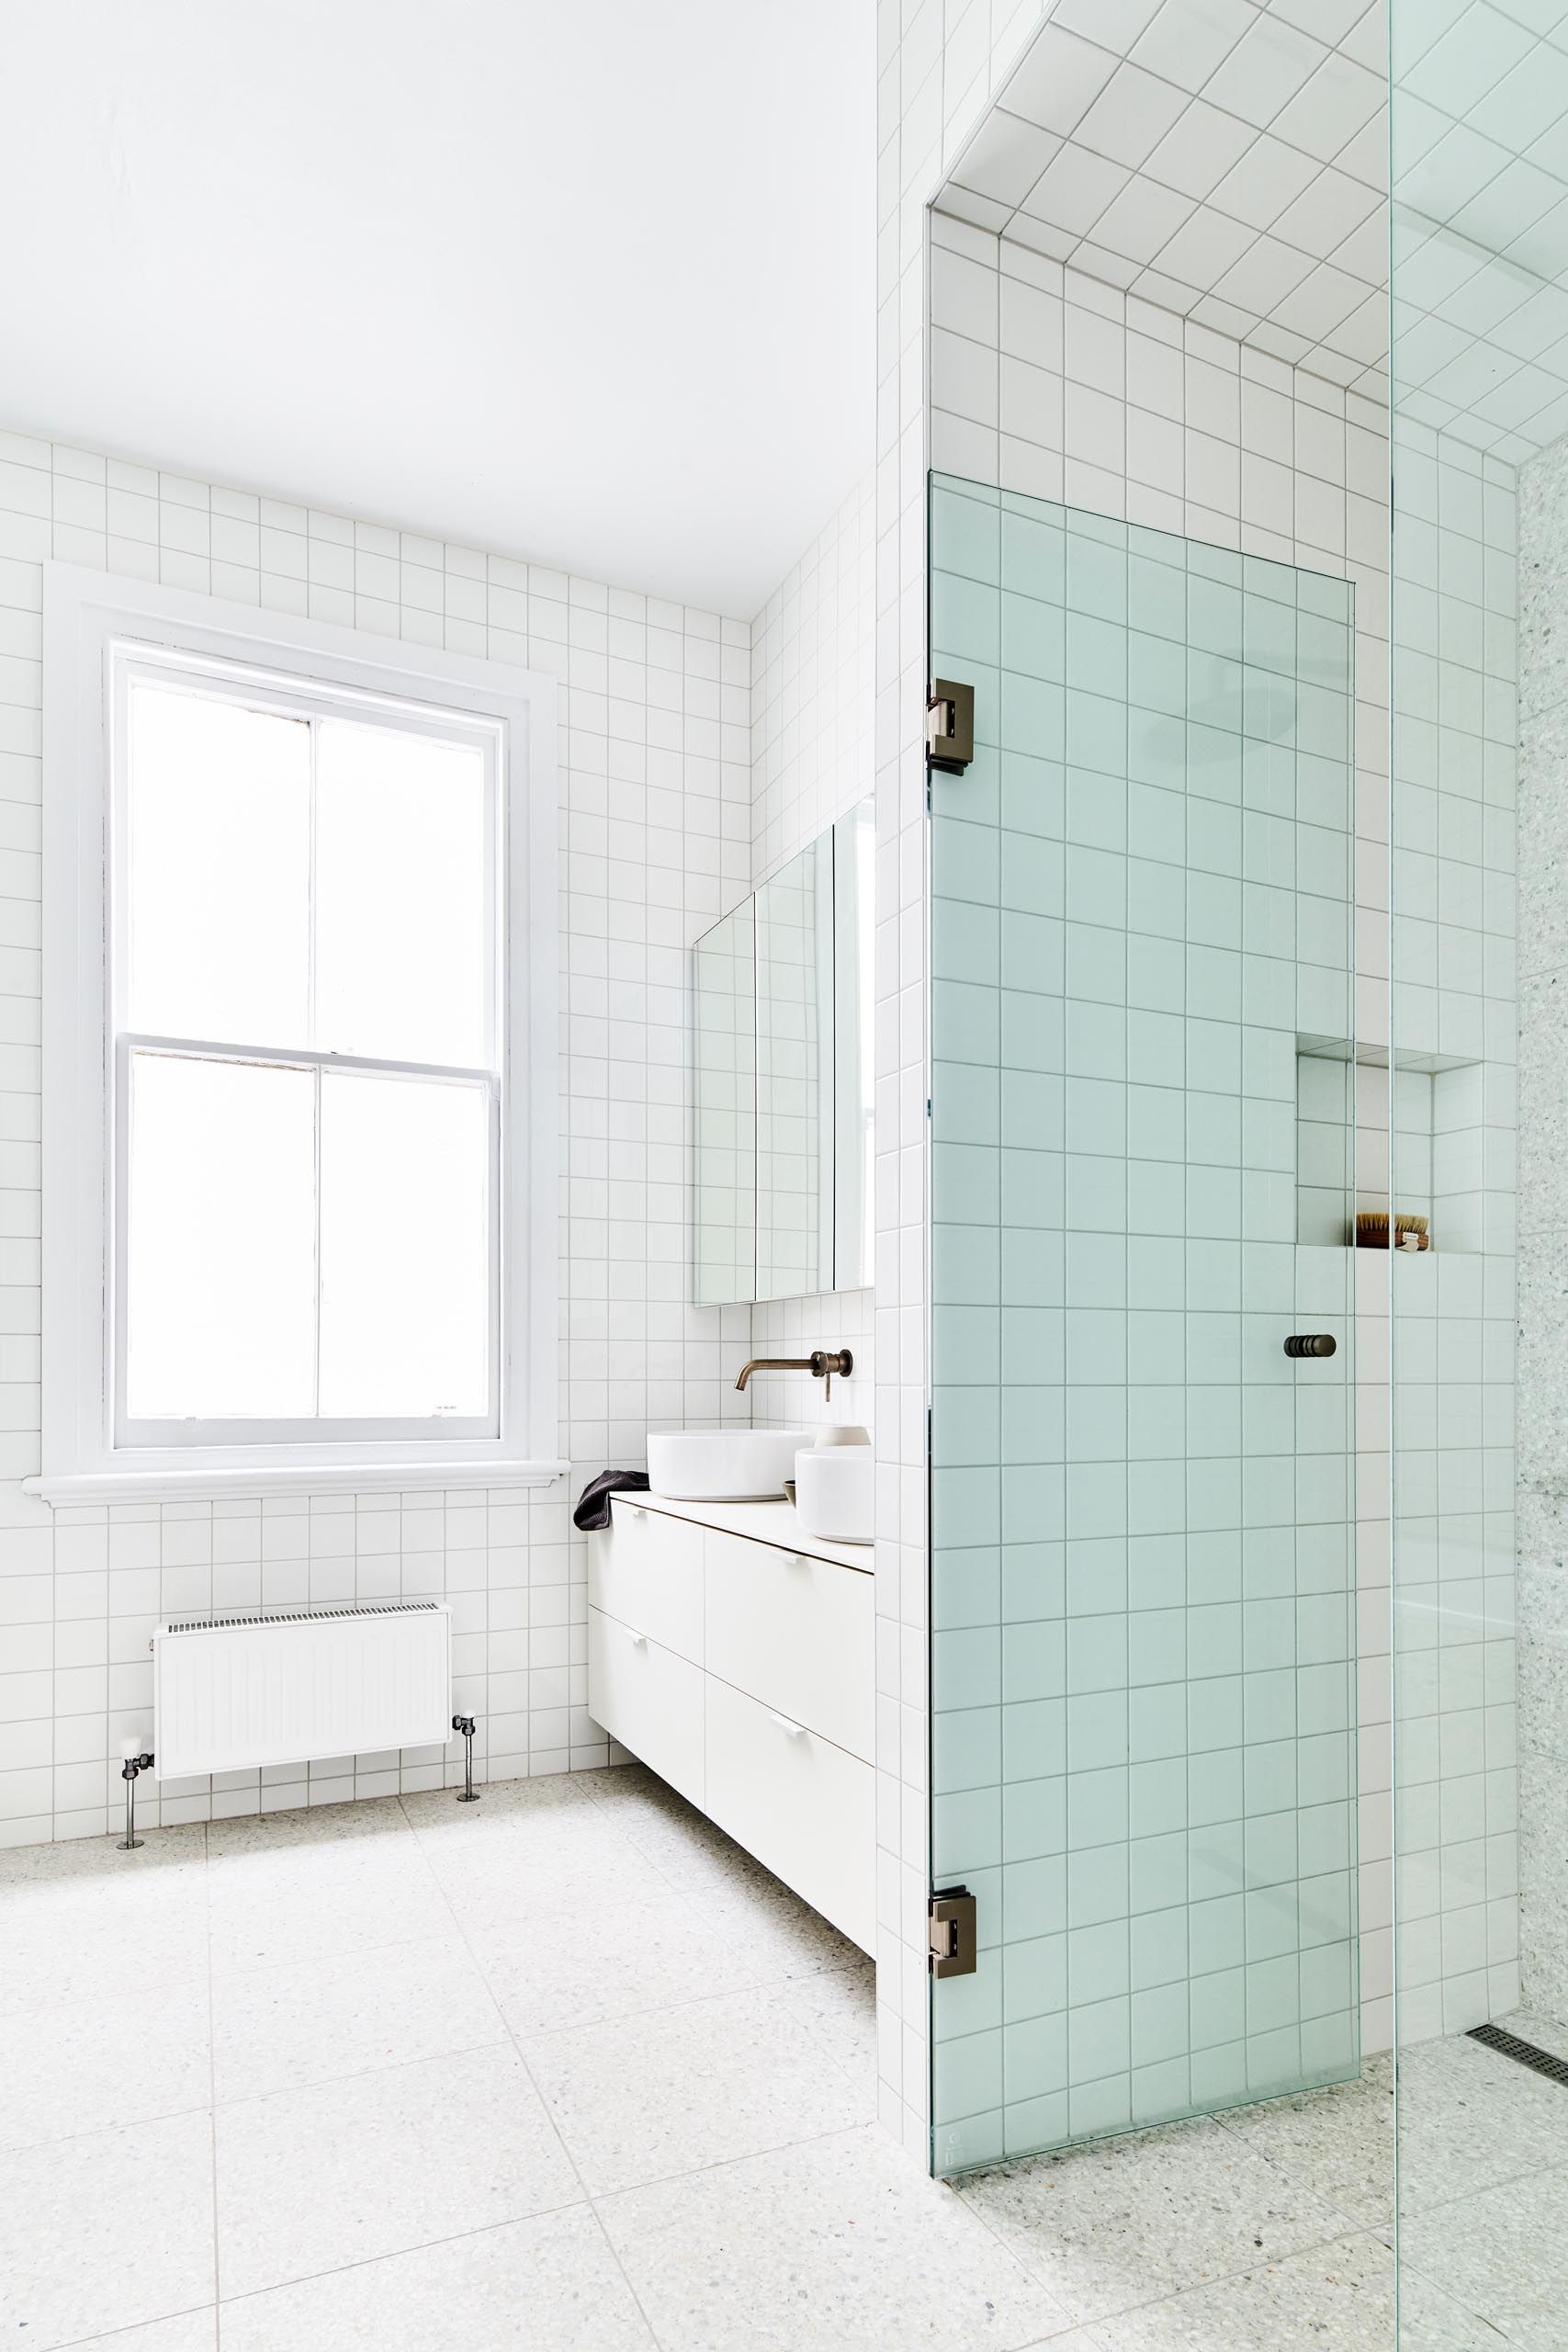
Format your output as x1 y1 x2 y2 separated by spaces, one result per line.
735 1349 854 1398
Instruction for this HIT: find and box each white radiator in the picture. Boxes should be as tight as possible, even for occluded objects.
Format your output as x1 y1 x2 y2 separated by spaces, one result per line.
152 1601 453 1780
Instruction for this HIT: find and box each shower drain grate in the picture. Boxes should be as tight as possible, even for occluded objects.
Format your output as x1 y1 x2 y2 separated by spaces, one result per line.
1467 2022 1568 2087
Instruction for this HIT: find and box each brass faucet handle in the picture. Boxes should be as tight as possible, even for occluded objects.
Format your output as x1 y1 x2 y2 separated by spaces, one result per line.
807 1347 852 1398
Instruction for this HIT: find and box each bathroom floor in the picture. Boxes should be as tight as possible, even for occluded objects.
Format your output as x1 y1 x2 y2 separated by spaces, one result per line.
0 1767 1553 2352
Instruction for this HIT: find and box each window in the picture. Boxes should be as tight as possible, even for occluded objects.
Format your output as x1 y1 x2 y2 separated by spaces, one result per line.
38 568 560 1498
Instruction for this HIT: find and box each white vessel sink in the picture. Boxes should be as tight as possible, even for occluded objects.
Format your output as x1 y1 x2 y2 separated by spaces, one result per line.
646 1428 812 1501
794 1444 874 1544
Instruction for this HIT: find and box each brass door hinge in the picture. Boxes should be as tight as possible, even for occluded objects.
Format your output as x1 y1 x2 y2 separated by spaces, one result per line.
926 679 974 773
928 1886 977 1977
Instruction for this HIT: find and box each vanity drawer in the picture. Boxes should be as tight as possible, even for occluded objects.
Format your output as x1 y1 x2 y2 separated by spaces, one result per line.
590 1499 705 1664
704 1529 874 1761
587 1607 704 1807
704 1675 874 1954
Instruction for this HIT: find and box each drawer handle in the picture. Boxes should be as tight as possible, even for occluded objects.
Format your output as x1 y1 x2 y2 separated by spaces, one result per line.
769 1710 807 1737
627 1505 648 1520
623 1628 648 1650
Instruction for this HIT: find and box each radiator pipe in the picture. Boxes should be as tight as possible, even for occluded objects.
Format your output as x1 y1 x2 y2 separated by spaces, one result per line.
452 1715 479 1803
118 1744 154 1851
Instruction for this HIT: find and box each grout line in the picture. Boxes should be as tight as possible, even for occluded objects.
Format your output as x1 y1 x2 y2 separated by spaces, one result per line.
51 2302 220 2352
197 2197 593 2327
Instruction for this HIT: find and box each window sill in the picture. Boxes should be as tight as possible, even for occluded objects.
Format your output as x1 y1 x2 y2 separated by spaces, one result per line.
25 1459 572 1507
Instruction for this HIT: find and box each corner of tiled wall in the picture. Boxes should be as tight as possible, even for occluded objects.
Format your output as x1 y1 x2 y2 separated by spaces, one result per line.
871 0 1056 2172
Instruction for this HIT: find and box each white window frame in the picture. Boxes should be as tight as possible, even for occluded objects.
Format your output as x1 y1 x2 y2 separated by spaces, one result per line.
32 564 563 1502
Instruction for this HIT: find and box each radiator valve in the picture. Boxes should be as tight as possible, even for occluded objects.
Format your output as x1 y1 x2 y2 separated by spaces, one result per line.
452 1714 479 1804
118 1744 154 1851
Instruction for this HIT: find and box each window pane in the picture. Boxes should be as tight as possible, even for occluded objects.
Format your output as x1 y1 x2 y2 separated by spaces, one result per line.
314 719 489 1066
125 1053 316 1419
129 684 310 1046
317 1070 490 1419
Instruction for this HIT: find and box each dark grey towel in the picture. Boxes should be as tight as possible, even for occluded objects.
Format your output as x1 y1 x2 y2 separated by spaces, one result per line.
573 1469 651 1532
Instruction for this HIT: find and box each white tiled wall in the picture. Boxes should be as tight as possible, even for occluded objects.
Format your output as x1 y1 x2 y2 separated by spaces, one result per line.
919 222 1525 2061
750 471 875 882
874 0 1052 2167
0 427 757 1845
925 210 1402 2061
749 472 877 1438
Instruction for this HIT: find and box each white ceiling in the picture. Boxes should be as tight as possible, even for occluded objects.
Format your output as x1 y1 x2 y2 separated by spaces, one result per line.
0 1 874 616
937 0 1390 397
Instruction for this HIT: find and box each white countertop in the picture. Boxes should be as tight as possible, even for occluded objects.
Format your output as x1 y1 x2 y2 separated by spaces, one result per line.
613 1489 873 1575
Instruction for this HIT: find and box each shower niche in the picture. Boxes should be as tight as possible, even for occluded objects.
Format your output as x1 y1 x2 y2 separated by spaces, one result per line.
1296 1039 1489 1255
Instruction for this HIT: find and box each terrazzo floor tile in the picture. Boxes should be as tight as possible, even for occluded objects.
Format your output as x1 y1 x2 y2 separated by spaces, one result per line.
1495 2004 1568 2064
207 1793 413 1859
206 1849 456 1974
468 1883 765 2036
425 1831 676 1922
0 1978 212 2150
214 2042 581 2297
1399 2164 1568 2348
1018 2229 1490 2351
956 2112 1349 2324
402 1770 601 1823
0 1862 209 2015
1213 2059 1394 2225
211 1933 506 2102
778 1953 880 2091
682 1861 870 1984
0 1821 208 1887
8 1769 1546 2352
1395 2032 1568 2212
0 2109 215 2350
597 2121 1072 2351
523 1984 875 2194
219 2208 657 2351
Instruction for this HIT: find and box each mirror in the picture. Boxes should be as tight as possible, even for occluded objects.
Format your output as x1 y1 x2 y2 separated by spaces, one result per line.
693 899 755 1306
694 797 874 1304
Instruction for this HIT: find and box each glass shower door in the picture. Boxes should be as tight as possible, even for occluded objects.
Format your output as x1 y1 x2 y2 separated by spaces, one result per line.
928 475 1360 2174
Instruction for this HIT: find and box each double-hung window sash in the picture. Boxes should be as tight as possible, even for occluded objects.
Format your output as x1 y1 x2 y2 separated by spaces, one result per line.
112 656 502 1447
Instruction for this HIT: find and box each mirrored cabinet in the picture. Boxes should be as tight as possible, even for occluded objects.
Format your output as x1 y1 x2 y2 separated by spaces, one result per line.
693 797 873 1305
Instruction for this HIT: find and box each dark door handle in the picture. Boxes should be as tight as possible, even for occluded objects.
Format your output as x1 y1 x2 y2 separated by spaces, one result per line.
1284 1333 1337 1358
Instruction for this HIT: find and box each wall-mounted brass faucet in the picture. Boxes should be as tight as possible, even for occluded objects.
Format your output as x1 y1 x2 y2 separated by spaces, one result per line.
736 1349 853 1399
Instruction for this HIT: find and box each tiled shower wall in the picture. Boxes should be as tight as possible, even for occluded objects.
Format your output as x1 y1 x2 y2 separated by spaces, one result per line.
924 212 1399 2064
926 222 1526 2056
748 470 877 1438
0 426 756 1845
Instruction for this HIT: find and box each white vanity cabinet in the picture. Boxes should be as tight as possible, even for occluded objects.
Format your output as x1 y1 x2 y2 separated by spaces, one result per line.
588 1493 874 1954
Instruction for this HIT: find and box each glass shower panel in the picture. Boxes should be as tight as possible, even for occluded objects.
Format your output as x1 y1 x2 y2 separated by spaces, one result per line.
928 474 1360 2175
1390 7 1544 2345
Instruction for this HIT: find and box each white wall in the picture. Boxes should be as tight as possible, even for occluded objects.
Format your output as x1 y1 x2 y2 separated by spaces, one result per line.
874 0 1052 2168
748 470 877 1437
0 427 757 1844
